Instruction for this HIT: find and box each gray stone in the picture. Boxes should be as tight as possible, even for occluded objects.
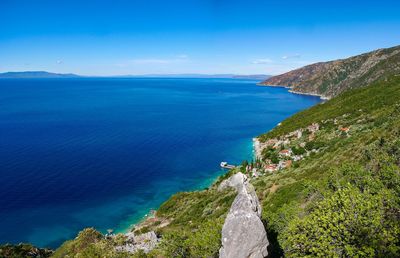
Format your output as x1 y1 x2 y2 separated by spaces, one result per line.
218 172 246 192
115 231 159 254
219 173 269 258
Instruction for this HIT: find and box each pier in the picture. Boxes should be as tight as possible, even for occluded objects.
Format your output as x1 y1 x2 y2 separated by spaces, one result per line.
220 162 236 169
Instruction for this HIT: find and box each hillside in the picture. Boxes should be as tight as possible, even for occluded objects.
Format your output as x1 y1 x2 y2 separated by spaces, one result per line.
0 71 80 78
260 45 400 98
253 75 400 257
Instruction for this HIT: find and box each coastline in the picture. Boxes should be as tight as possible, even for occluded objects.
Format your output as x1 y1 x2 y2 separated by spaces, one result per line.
125 140 256 234
252 137 262 161
258 84 330 100
121 171 223 233
126 83 324 234
288 89 330 100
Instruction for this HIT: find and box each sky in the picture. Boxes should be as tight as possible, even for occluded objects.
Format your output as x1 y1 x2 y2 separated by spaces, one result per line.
1 0 400 76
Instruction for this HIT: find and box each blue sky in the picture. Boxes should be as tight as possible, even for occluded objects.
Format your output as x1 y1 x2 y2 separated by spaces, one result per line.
1 0 400 75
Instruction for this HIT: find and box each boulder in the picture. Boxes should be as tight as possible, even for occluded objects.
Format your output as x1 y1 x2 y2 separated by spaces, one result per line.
115 231 159 254
218 172 246 192
219 173 269 258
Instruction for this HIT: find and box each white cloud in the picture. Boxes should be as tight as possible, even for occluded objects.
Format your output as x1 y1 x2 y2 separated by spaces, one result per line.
56 60 63 64
282 54 301 59
252 58 273 64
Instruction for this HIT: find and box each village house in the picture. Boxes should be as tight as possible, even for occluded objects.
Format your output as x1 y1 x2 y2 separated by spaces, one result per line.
252 168 259 177
307 123 320 133
278 160 292 169
292 155 303 161
266 138 279 146
288 129 303 139
296 130 302 139
279 149 292 157
339 126 350 133
265 164 278 172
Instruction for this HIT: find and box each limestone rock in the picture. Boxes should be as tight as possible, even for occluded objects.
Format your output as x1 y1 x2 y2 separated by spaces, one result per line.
218 172 246 192
115 231 159 254
219 173 269 258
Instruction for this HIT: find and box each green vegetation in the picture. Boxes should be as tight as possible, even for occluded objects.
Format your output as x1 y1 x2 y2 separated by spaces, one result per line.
259 75 400 140
262 147 280 164
52 228 130 258
291 146 306 155
151 187 236 257
0 243 53 258
253 75 400 257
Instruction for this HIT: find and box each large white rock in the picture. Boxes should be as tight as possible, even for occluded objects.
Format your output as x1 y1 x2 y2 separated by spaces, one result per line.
115 231 159 254
219 173 269 258
218 172 247 192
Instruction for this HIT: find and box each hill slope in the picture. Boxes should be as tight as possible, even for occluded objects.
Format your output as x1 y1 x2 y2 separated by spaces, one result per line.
260 45 400 98
254 75 400 257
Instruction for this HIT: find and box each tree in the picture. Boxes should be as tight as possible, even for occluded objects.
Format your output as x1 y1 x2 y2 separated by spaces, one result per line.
282 185 400 257
291 146 306 155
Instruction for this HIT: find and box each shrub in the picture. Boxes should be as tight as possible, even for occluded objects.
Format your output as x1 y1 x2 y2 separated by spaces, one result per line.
282 185 400 257
291 146 306 155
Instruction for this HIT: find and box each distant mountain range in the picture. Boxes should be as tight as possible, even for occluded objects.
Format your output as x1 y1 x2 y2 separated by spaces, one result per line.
260 45 400 98
0 71 80 78
0 71 270 80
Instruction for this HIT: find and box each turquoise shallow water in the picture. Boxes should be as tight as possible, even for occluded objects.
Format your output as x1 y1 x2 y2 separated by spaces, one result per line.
0 78 320 248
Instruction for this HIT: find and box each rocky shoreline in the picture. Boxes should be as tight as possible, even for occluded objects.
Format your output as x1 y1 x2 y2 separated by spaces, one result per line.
253 137 262 160
257 83 330 100
288 89 330 100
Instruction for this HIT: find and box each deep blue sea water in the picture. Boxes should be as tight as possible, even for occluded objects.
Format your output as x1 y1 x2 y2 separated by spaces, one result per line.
0 78 320 248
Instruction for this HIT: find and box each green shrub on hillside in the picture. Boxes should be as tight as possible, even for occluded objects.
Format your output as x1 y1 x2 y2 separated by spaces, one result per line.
283 185 399 257
159 218 223 257
52 228 130 258
0 243 53 258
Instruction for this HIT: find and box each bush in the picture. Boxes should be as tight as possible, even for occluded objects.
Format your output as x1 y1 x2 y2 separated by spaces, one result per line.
0 244 53 258
291 146 306 155
282 185 400 257
158 218 223 257
304 141 324 151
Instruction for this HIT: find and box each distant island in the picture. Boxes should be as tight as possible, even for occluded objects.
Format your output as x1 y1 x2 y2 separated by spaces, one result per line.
0 71 271 80
0 71 80 78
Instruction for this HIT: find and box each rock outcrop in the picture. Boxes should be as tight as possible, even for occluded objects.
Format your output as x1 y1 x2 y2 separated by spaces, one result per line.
115 231 159 254
219 172 269 258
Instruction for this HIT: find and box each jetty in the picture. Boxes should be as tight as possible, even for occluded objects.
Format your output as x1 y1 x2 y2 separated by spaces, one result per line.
220 162 236 169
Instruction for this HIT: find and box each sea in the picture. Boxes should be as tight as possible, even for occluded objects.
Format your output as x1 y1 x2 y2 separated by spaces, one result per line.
0 78 321 248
